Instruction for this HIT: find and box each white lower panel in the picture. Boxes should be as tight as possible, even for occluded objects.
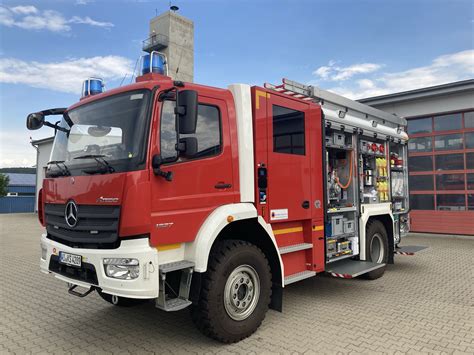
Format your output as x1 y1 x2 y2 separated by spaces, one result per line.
40 234 159 299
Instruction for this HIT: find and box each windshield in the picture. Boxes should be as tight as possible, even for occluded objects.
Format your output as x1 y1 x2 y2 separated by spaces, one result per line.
48 90 151 177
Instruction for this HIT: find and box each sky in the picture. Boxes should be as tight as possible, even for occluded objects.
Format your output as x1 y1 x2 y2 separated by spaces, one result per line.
0 0 473 168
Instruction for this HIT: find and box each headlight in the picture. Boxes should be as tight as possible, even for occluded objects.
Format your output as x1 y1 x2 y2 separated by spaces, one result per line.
103 258 139 280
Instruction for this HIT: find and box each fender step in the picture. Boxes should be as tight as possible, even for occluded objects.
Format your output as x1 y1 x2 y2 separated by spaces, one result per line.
156 260 194 312
326 259 385 279
279 243 313 255
395 245 428 255
284 270 316 285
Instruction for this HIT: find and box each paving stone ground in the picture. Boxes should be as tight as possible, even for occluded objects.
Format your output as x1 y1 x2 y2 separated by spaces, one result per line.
1 213 473 354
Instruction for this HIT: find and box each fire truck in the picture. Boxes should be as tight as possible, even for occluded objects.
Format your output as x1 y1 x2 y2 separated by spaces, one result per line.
27 52 425 343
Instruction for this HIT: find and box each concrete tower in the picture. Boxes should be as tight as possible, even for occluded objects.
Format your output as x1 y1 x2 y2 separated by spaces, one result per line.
143 10 194 83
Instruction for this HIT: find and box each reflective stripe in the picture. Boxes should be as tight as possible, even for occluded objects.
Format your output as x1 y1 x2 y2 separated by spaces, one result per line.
273 227 303 235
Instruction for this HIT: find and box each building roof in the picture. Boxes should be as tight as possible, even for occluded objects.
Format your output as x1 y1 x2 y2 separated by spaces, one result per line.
31 136 54 146
5 173 36 186
358 79 474 106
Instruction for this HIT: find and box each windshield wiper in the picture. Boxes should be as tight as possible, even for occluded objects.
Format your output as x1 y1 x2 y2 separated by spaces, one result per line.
47 160 71 177
74 154 115 174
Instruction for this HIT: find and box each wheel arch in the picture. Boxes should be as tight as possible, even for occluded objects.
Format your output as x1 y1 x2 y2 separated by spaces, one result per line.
359 204 395 263
366 214 395 264
185 203 284 286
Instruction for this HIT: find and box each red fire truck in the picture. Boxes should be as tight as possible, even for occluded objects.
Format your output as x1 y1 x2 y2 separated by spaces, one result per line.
27 53 425 343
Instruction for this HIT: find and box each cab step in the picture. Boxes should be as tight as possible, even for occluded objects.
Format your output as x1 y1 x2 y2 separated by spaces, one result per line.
395 245 428 256
156 260 194 312
284 270 316 285
326 259 385 279
279 243 313 255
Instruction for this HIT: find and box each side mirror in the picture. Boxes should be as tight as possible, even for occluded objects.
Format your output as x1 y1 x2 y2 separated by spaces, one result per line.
178 137 198 158
177 90 198 134
26 112 45 130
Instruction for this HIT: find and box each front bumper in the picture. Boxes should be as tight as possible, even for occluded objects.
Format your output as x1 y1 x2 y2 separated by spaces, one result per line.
40 234 159 299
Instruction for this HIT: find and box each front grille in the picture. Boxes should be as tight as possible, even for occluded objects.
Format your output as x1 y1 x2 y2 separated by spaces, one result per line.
49 255 98 285
45 203 120 249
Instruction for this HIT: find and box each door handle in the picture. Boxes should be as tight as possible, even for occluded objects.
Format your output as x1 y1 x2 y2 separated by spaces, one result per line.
215 183 232 189
302 200 310 209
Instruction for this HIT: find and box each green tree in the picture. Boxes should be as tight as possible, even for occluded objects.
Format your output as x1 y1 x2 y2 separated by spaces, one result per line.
0 173 9 197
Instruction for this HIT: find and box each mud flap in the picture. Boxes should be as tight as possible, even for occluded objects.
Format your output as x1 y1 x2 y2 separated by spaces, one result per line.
395 245 428 256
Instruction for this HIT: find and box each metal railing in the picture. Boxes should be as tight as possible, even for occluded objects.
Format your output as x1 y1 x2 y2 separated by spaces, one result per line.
142 33 169 52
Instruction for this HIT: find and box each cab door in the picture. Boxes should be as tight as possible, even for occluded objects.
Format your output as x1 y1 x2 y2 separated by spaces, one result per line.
150 94 237 246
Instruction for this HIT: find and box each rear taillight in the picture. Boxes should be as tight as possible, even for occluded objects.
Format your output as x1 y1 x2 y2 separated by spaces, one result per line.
38 188 45 226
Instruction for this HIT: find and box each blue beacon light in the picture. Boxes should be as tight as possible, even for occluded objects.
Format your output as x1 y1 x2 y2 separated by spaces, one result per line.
82 78 104 98
141 52 166 76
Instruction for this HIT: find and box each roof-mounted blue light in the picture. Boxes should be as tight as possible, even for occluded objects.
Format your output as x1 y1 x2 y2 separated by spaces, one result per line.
82 78 104 98
140 51 167 76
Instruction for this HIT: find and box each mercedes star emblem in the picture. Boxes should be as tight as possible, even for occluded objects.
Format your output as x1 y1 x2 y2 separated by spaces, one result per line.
65 201 78 228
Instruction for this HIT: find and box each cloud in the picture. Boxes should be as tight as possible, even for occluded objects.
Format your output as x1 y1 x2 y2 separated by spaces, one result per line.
0 131 38 168
0 56 133 94
75 0 93 5
317 49 474 99
313 61 382 81
10 5 38 14
0 4 113 32
69 16 113 28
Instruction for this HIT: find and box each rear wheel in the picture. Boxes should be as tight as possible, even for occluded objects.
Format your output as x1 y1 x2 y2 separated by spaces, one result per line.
363 220 388 280
96 289 148 307
191 240 272 343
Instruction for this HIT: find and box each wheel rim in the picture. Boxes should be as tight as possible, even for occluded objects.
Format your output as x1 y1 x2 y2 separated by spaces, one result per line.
370 233 384 263
224 265 260 321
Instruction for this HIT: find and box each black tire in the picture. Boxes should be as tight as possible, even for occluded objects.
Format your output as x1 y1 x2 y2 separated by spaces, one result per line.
96 289 148 307
362 220 389 280
191 240 272 343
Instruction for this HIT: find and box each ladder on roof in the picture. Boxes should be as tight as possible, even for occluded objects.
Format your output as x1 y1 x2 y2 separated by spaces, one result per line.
264 78 407 128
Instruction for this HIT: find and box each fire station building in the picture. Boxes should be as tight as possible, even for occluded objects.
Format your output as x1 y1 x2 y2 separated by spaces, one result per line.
360 80 474 235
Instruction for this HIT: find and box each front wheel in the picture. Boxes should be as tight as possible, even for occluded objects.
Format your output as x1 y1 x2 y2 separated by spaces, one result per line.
363 220 389 280
191 240 272 343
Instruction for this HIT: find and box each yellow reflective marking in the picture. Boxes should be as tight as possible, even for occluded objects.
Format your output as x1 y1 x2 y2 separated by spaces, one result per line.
273 227 303 235
312 225 324 231
255 90 270 109
157 243 182 251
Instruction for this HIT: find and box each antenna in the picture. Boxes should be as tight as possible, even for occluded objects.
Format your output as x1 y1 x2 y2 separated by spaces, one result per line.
175 37 187 77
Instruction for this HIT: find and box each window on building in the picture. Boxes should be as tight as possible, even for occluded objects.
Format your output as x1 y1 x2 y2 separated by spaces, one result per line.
408 137 432 152
436 194 466 211
407 117 432 135
409 175 434 191
160 101 221 161
273 105 305 155
464 111 474 129
434 113 462 131
434 134 463 151
467 173 474 190
468 194 474 211
467 153 474 169
464 132 474 149
436 174 465 190
408 156 433 172
435 153 464 171
410 194 435 210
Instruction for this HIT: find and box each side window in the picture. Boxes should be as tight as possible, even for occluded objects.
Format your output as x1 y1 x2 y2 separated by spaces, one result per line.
272 105 305 155
160 100 222 161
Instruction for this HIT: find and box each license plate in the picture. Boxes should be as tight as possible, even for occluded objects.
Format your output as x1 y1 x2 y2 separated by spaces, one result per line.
59 252 82 267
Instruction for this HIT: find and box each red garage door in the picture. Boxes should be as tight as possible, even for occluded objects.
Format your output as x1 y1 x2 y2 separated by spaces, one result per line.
408 110 474 235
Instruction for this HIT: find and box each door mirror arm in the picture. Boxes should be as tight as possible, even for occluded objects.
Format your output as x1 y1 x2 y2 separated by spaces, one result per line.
152 154 173 182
